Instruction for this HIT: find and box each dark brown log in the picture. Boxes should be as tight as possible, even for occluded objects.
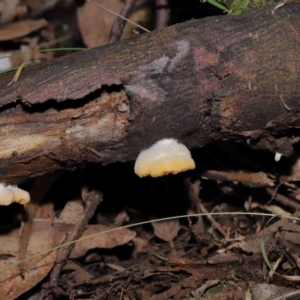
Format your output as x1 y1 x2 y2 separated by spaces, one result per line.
0 3 299 183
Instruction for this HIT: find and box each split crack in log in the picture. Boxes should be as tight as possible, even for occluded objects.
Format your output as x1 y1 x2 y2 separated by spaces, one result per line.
0 3 299 183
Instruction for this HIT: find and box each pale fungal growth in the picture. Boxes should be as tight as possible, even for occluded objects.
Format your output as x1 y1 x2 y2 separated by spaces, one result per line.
0 183 30 206
134 138 196 178
274 152 282 162
0 185 14 206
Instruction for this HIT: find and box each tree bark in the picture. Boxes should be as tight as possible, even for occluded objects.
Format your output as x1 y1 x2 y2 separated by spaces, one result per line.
0 3 299 183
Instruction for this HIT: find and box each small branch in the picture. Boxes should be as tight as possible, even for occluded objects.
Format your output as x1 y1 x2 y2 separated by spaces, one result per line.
48 190 103 288
109 0 137 43
200 170 274 187
155 0 170 29
265 188 300 211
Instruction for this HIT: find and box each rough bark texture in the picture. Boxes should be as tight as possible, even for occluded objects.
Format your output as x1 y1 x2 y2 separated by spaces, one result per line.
0 3 299 183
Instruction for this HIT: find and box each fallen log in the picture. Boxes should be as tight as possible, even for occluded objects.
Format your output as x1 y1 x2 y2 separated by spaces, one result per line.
0 3 299 183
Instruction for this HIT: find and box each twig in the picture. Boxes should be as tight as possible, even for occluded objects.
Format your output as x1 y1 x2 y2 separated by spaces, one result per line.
109 0 136 43
265 188 300 211
200 170 274 187
198 201 228 238
155 0 170 29
184 177 226 237
266 182 284 205
48 190 103 289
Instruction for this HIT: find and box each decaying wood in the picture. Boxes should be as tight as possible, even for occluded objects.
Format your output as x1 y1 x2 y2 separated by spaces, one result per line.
0 4 299 183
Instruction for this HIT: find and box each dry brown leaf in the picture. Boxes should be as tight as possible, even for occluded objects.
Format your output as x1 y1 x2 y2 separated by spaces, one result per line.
0 219 57 299
114 210 129 226
0 209 135 298
62 261 94 284
133 237 148 256
77 0 152 47
0 0 19 24
77 0 122 47
21 0 60 17
0 219 57 278
0 251 57 300
151 219 180 243
69 224 136 258
237 219 300 254
0 19 47 41
59 199 85 225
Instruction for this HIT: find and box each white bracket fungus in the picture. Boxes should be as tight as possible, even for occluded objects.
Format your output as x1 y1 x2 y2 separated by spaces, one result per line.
134 138 196 178
0 184 30 206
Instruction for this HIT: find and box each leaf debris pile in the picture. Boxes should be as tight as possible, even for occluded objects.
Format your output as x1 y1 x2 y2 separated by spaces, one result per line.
1 142 300 299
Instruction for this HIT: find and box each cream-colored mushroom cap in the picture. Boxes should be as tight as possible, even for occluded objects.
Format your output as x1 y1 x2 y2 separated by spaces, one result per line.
0 184 30 206
0 185 15 206
134 139 196 178
6 185 30 205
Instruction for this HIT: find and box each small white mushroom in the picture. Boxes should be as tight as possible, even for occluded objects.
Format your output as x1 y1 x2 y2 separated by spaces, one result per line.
0 183 30 206
274 152 282 162
134 138 196 178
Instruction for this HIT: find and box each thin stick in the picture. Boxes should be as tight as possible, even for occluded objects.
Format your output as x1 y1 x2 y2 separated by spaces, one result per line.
156 0 170 29
48 190 103 288
109 0 136 43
